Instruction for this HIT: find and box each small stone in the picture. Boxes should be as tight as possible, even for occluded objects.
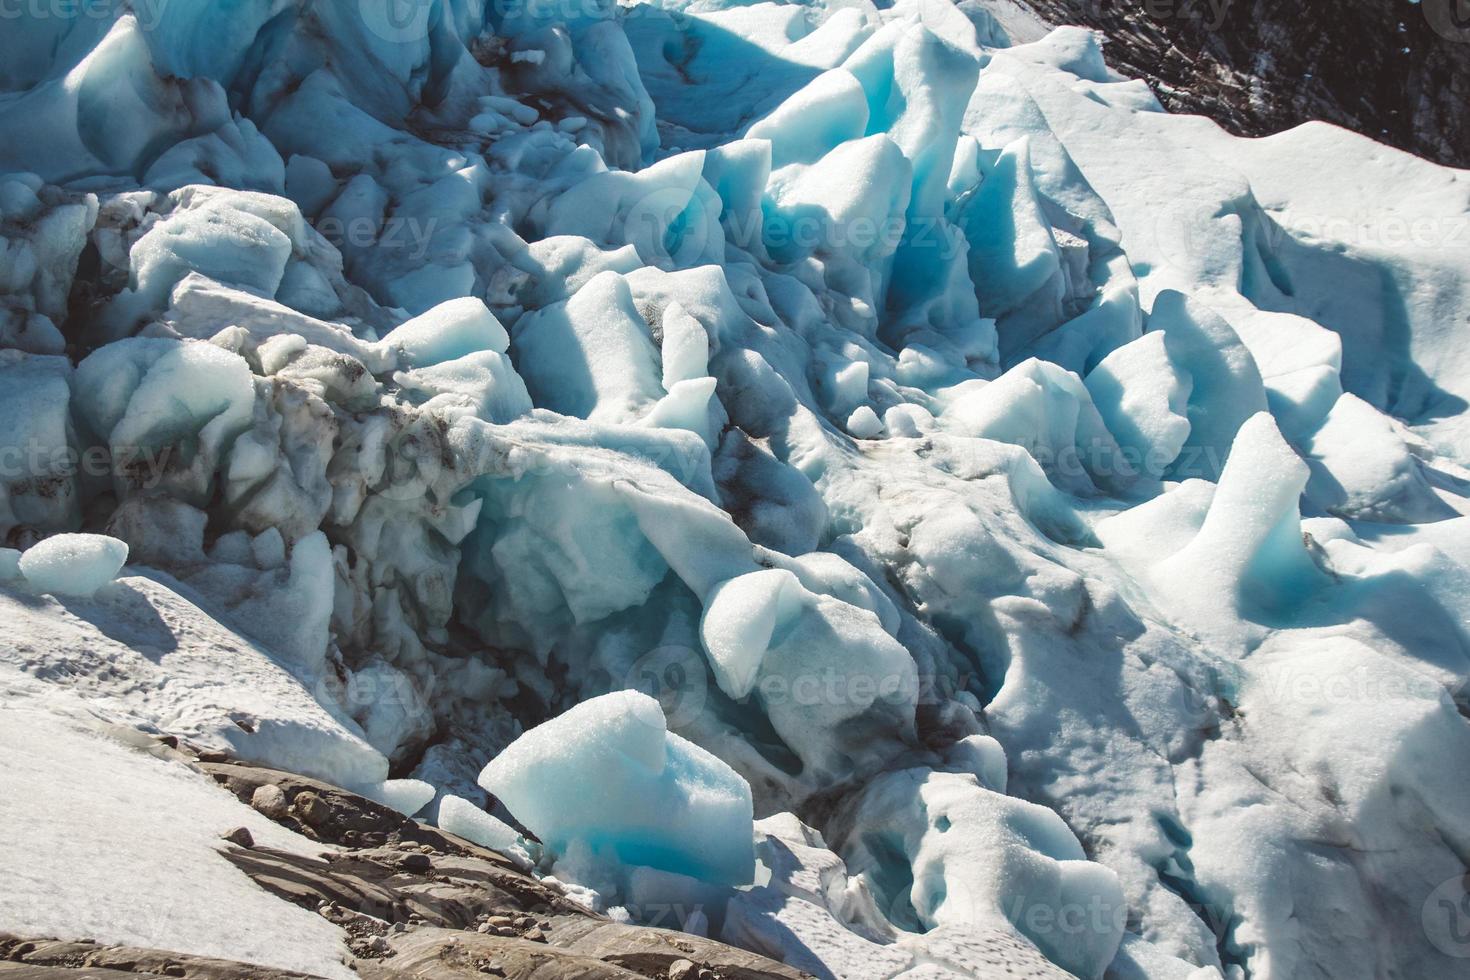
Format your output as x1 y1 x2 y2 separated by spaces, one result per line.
514 916 534 929
295 791 330 826
522 928 545 943
667 959 697 980
250 783 288 819
398 852 432 873
222 827 254 848
486 915 514 928
197 749 229 763
494 927 517 938
477 923 493 934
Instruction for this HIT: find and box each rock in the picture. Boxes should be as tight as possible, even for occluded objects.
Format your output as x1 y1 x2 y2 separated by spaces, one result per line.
397 852 432 874
199 761 488 857
249 784 287 819
357 928 650 980
667 959 697 980
538 919 809 980
0 935 316 980
221 827 253 848
293 791 329 827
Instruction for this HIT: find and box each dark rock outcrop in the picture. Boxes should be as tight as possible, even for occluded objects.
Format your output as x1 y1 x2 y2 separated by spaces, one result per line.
1019 0 1470 167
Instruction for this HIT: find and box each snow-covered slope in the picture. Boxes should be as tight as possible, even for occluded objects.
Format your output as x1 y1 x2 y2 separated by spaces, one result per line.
1 2 1469 978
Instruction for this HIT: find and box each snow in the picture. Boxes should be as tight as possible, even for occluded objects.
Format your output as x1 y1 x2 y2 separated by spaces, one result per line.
18 533 128 597
0 1 1468 978
0 701 354 979
479 691 755 887
0 573 388 789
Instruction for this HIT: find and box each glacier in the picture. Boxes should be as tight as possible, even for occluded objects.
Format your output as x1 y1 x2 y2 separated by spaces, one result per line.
1 1 1469 978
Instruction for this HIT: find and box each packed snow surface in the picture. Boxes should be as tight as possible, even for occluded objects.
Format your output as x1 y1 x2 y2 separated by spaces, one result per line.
0 1 1469 978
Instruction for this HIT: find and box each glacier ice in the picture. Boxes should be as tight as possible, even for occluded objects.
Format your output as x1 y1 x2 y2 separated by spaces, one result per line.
480 691 755 886
17 533 128 597
0 1 1468 978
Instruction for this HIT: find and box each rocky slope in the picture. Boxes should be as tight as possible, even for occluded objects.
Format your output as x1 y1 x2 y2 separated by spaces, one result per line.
1019 0 1470 168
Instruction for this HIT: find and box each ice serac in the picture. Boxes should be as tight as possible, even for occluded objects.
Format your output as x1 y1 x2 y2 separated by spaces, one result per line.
478 691 755 887
1153 411 1323 623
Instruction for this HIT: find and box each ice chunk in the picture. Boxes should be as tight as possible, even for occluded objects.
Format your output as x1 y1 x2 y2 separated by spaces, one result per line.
763 134 912 265
382 297 511 368
512 271 664 422
74 338 255 502
1302 393 1450 522
18 534 128 597
746 69 870 169
345 659 433 762
847 405 884 438
394 351 533 424
1084 331 1192 478
479 691 755 886
1153 412 1323 620
659 301 710 389
1149 291 1268 481
437 794 532 869
833 768 1124 980
0 355 78 538
945 359 1134 494
362 779 435 819
957 138 1063 324
700 569 806 700
644 377 718 445
129 197 293 310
